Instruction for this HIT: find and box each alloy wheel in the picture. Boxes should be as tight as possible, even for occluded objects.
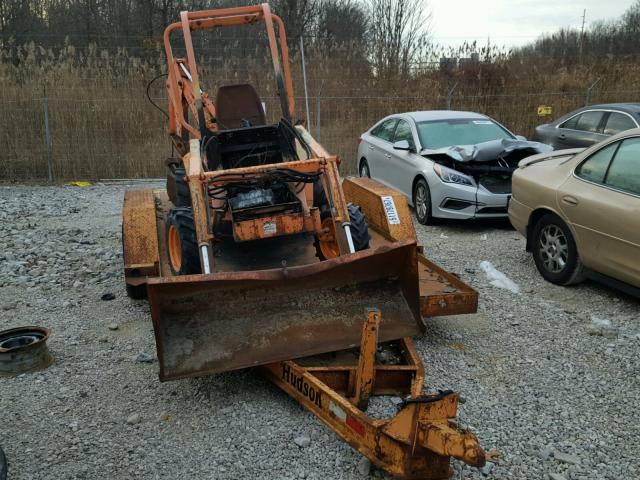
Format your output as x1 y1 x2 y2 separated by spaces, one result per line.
538 224 568 273
415 184 428 219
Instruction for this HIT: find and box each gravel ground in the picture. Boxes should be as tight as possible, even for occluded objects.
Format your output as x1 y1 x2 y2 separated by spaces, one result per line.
1 183 639 480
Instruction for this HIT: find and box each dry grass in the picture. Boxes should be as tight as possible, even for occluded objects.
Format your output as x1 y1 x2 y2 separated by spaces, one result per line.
1 42 640 180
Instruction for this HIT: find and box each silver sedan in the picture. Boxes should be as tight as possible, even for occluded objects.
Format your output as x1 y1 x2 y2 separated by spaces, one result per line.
356 111 552 224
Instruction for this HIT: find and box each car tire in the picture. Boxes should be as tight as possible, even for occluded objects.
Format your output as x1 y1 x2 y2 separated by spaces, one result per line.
359 159 371 178
413 178 433 225
532 213 584 285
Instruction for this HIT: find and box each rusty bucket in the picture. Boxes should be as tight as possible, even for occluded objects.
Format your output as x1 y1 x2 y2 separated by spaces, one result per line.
147 240 423 381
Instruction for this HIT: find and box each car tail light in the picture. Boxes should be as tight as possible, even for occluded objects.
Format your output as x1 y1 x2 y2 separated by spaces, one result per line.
357 137 362 145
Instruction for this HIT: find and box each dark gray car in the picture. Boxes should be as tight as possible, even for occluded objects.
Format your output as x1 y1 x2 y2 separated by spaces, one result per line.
533 103 640 149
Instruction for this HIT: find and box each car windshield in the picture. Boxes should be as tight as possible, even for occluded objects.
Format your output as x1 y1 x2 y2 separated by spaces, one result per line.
416 118 515 150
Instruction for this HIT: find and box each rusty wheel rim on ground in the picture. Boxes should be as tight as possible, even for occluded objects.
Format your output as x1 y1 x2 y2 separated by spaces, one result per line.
318 217 340 259
0 326 53 376
168 224 182 272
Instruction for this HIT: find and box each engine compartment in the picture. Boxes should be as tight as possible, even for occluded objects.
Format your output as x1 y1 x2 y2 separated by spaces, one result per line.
425 139 553 194
226 182 303 222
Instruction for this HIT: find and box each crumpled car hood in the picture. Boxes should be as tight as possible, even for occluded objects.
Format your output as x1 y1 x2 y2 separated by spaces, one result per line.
421 138 553 163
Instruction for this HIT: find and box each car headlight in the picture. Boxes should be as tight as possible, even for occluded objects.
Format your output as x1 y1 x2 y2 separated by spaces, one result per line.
433 164 474 186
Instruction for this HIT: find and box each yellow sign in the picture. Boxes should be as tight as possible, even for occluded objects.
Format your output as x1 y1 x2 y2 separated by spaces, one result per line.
537 105 553 116
68 181 93 187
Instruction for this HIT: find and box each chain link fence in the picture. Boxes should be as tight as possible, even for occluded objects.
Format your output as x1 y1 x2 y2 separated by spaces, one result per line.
2 87 639 181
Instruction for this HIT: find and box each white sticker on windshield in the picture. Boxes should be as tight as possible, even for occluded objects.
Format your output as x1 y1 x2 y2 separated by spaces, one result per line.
381 196 401 225
472 120 493 124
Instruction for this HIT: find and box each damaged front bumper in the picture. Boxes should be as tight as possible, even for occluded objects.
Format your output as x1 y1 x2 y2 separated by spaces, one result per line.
431 181 511 220
425 138 552 220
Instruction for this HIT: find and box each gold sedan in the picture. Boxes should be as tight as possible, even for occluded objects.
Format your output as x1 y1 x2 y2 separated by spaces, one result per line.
509 128 640 294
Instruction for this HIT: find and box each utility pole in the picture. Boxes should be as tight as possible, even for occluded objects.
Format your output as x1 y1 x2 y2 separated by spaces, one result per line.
579 9 586 63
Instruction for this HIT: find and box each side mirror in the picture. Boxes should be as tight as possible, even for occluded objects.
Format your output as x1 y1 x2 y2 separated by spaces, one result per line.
515 135 527 141
393 140 411 151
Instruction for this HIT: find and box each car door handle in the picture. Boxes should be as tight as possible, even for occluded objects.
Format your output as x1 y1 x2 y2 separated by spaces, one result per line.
558 134 566 140
562 195 578 206
384 153 391 158
368 145 374 150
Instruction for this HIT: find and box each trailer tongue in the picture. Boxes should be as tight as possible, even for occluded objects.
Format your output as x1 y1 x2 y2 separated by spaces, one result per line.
262 310 486 479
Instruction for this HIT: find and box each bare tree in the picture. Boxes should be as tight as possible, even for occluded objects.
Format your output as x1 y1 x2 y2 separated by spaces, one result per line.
367 0 431 78
316 0 368 49
514 1 640 61
270 0 319 44
0 0 47 38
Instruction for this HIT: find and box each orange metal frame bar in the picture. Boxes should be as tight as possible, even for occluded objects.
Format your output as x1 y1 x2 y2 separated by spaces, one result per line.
163 3 295 142
202 158 330 184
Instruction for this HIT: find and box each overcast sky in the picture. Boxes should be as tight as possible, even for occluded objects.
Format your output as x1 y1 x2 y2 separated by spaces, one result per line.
428 0 632 49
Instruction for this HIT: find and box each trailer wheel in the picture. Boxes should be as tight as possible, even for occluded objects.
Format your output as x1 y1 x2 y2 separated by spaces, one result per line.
166 208 201 275
314 203 370 261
